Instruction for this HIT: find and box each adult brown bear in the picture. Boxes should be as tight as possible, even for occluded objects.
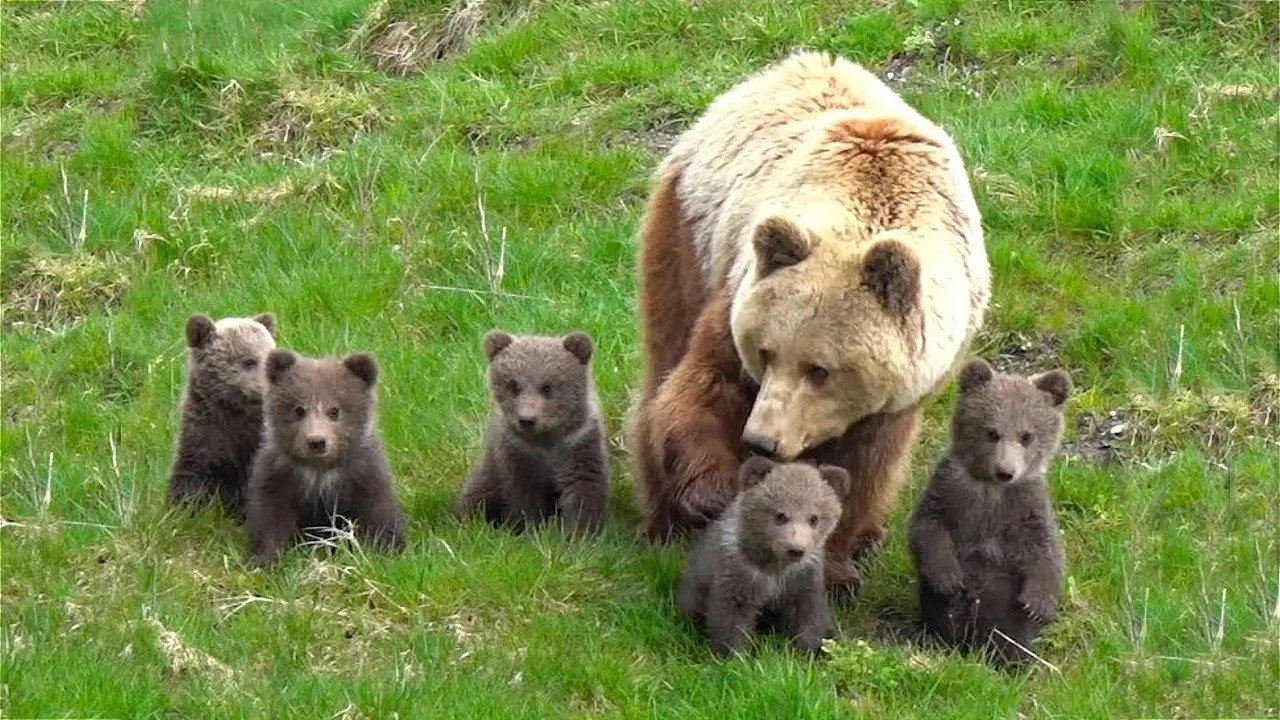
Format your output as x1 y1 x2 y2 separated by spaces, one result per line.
631 51 990 596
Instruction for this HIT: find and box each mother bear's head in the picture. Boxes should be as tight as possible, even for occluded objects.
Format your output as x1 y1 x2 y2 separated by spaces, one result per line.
731 213 927 461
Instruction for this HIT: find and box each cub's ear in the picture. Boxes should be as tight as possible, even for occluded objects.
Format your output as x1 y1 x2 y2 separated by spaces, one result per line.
343 353 379 388
266 349 298 385
818 465 851 499
562 332 593 364
861 239 921 316
752 216 810 277
958 359 994 393
738 455 776 490
253 313 277 337
185 313 216 349
483 330 514 362
1032 369 1071 407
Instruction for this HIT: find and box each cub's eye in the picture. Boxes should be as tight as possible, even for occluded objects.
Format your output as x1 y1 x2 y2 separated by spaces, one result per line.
540 383 553 398
292 406 306 420
242 358 258 370
986 429 1000 442
805 365 829 386
808 514 819 527
774 512 788 526
1020 432 1033 446
327 407 341 421
506 380 520 395
760 348 773 366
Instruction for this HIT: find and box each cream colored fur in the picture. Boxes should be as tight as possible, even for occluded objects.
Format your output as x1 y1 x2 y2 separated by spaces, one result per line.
659 51 989 459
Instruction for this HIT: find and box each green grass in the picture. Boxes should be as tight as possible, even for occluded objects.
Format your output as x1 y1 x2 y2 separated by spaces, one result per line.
2 0 1278 717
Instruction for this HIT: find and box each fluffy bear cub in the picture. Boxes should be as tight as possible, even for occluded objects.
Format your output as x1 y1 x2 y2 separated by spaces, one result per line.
454 330 610 534
909 359 1070 663
677 456 850 657
246 350 406 566
168 312 276 518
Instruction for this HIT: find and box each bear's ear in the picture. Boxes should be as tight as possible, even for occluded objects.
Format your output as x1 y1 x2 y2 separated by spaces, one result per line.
861 239 921 316
562 332 593 364
185 314 217 349
958 359 994 393
752 216 810 277
1032 369 1071 407
818 465 851 499
253 313 276 337
343 353 379 388
483 330 514 362
738 455 776 490
266 349 298 385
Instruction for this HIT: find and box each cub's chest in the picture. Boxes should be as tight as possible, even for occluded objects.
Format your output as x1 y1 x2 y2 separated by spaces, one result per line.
299 467 344 501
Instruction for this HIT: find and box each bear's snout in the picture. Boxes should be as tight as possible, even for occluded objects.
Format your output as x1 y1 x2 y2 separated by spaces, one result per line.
992 442 1025 483
741 429 778 458
307 436 328 455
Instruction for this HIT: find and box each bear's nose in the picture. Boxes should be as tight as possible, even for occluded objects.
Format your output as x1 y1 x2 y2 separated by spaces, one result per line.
307 437 328 453
741 430 778 458
518 415 536 430
995 469 1015 483
785 547 805 560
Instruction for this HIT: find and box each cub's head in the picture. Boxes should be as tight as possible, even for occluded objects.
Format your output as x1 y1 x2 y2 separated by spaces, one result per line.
185 313 276 403
264 350 379 467
483 330 596 445
733 456 849 572
950 359 1070 485
733 215 923 460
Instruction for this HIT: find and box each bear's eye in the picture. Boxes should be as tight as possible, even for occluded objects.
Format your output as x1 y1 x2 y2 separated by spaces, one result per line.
808 514 819 527
506 380 521 395
540 383 553 398
242 358 258 370
759 348 773 366
804 365 829 386
327 407 341 421
1020 432 1033 446
774 512 788 526
986 429 1000 442
292 406 306 420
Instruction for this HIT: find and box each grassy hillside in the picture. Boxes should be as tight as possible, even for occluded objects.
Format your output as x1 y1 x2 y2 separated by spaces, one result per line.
2 0 1277 717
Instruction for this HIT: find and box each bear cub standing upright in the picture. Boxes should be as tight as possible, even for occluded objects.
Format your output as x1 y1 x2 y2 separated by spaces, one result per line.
168 312 277 517
909 359 1070 663
454 331 610 534
246 350 406 566
677 457 850 657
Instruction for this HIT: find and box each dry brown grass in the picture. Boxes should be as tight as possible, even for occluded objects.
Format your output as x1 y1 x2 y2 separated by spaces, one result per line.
344 0 539 76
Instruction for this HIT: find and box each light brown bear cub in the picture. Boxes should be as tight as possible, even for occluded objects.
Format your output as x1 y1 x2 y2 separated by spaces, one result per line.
677 457 850 657
909 359 1070 663
246 350 406 566
168 312 276 518
454 331 609 534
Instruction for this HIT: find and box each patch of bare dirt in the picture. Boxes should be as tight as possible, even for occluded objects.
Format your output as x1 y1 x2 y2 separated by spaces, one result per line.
989 332 1063 376
879 20 983 88
1061 409 1130 464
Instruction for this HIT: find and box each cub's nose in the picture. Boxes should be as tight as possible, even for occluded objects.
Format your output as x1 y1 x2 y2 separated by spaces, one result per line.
741 430 778 458
307 436 328 454
785 547 805 561
518 416 536 430
995 469 1015 483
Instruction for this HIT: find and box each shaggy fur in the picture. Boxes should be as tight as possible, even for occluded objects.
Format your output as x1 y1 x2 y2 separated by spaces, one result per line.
454 331 610 534
677 457 850 657
167 312 276 517
909 360 1070 663
246 350 405 566
632 52 990 597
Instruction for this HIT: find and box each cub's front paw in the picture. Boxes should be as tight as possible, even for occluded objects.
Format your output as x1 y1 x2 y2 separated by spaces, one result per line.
824 556 865 603
1019 588 1058 624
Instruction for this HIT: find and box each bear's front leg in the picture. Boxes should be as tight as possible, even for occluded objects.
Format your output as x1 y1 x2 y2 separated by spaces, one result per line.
636 294 755 541
705 571 761 658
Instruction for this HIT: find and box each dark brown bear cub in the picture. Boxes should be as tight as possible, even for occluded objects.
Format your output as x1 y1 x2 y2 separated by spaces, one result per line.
454 331 609 534
168 312 277 518
909 359 1071 664
246 350 405 566
677 457 850 657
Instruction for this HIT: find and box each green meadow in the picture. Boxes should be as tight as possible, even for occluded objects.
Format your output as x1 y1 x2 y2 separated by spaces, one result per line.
2 0 1276 717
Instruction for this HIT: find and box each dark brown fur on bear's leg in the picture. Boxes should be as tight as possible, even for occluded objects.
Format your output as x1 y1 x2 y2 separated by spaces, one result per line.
246 482 301 567
636 294 755 541
819 405 922 600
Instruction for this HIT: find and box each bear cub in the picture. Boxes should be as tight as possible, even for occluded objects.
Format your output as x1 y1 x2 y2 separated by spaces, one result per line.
454 331 610 534
909 359 1071 664
168 312 277 517
677 456 850 657
246 350 406 566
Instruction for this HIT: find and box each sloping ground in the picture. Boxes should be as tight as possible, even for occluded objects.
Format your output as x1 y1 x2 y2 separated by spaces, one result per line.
2 1 1277 718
